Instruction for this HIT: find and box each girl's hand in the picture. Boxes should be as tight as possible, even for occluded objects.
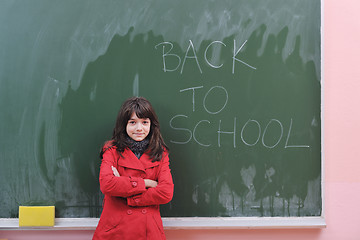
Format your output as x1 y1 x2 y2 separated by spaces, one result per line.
144 179 158 188
111 166 120 177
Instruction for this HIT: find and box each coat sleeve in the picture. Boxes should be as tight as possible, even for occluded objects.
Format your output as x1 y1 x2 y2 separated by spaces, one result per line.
127 152 174 206
99 146 146 198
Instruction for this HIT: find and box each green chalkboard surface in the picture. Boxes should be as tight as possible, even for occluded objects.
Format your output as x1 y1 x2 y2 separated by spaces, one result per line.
0 0 321 218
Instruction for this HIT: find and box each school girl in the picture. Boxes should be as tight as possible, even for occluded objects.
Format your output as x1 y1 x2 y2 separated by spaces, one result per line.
93 96 174 240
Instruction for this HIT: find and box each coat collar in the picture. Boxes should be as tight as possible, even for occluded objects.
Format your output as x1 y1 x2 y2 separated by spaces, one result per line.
117 148 160 172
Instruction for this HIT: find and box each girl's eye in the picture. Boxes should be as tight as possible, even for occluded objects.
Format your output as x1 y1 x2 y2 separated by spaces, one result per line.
129 121 135 124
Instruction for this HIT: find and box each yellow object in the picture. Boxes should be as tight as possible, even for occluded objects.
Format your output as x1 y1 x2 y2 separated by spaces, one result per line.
19 206 55 227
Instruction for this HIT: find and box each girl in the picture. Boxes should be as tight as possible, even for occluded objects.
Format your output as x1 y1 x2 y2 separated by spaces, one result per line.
93 96 174 240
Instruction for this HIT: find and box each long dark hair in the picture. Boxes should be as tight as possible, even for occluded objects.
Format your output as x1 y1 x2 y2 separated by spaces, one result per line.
102 96 168 162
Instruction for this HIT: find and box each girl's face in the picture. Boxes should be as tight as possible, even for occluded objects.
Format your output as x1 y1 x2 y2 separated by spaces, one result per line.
126 112 151 141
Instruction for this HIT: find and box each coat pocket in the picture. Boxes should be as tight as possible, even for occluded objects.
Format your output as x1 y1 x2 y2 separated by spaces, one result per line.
102 215 122 233
104 222 118 232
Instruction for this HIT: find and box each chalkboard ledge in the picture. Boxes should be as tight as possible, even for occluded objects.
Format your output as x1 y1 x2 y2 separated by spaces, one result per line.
0 217 326 229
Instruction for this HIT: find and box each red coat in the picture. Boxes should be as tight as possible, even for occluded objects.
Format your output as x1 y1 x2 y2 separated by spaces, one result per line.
93 143 174 240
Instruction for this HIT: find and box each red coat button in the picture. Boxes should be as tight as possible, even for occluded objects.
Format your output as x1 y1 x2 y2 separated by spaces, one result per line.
127 210 133 215
132 182 137 187
135 199 140 203
142 209 147 214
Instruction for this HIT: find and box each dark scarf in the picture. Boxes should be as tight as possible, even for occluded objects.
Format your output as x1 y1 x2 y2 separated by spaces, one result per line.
126 137 150 159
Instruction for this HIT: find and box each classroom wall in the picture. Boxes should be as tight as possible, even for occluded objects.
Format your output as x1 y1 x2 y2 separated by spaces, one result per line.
1 0 360 239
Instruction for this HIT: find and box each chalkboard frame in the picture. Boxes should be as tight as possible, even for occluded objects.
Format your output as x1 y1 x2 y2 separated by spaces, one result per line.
0 0 325 229
0 216 325 229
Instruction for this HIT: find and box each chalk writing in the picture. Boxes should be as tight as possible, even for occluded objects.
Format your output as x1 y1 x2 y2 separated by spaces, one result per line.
155 40 309 150
203 86 228 115
155 39 256 74
232 40 256 72
170 115 309 149
179 86 204 112
180 86 228 114
204 41 226 69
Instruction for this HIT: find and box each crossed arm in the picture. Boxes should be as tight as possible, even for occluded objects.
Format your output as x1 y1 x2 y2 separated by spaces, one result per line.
111 166 158 188
99 147 174 206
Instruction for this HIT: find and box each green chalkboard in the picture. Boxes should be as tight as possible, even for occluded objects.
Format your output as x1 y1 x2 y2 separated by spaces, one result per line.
0 0 321 218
